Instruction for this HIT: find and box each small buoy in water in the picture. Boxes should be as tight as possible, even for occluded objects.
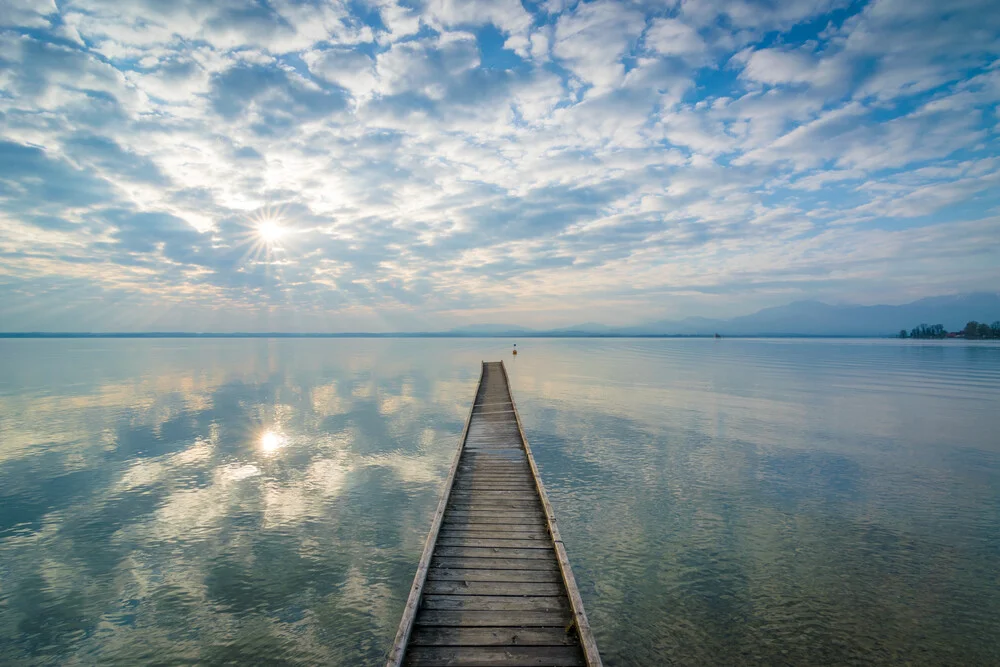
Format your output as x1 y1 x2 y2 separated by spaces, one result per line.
512 343 517 356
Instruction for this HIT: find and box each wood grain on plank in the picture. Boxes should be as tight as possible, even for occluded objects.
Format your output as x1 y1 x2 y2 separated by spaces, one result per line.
405 646 583 666
430 557 558 571
422 581 564 596
421 595 569 612
415 610 572 627
435 537 554 549
410 626 578 647
426 568 561 583
433 546 554 560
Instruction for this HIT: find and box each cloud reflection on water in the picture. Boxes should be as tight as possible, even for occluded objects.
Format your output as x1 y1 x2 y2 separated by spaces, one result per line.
0 339 484 664
0 338 998 664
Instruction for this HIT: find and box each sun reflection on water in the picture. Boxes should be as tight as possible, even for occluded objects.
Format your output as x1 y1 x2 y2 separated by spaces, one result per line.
260 430 287 453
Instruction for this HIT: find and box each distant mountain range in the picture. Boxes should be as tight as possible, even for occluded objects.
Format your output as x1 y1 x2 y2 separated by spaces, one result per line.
452 293 1000 337
4 293 998 338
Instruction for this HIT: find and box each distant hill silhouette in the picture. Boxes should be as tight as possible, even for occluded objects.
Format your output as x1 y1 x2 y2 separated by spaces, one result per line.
7 294 997 338
452 293 1000 337
622 293 1000 336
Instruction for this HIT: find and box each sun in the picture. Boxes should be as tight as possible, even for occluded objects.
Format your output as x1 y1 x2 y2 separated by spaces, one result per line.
234 207 295 266
257 220 286 243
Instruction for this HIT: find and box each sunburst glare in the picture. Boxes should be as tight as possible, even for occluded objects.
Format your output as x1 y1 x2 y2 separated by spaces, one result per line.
257 220 286 243
229 205 300 267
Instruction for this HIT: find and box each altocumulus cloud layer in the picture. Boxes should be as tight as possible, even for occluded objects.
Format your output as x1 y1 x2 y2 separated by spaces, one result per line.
0 0 998 331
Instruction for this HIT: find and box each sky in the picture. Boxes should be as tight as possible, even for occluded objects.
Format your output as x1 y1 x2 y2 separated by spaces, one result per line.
0 0 998 332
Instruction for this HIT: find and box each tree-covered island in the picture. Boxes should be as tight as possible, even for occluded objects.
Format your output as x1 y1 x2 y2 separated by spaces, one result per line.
900 321 1000 339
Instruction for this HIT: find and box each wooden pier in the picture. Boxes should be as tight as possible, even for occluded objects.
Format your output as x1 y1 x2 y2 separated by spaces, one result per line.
387 361 601 667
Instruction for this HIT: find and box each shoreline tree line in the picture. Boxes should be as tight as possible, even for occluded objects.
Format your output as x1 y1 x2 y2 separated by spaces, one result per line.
900 321 1000 339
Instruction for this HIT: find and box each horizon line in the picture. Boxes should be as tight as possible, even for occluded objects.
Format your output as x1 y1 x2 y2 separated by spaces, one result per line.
0 332 918 339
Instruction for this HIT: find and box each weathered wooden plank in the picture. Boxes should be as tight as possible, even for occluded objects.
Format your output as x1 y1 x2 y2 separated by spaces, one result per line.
415 610 572 627
447 499 539 508
463 442 523 447
458 462 528 467
442 519 547 530
438 526 547 536
456 480 535 491
450 482 534 490
466 430 521 435
444 509 544 519
446 503 543 512
452 484 536 490
460 453 527 459
454 475 533 479
422 581 564 596
451 488 536 493
450 488 537 495
437 529 548 540
426 568 561 583
445 509 542 517
450 490 538 497
445 509 543 518
463 450 525 454
410 626 579 647
445 506 546 523
461 455 526 460
433 546 554 560
454 482 535 492
446 500 540 509
442 519 547 529
430 557 558 571
405 646 584 666
455 471 533 477
454 475 533 480
450 491 537 496
455 476 532 483
448 496 540 504
436 537 552 549
465 437 522 442
463 449 527 454
455 472 532 477
421 595 568 612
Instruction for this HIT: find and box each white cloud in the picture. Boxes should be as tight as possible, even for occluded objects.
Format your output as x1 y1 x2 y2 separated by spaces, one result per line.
304 48 378 99
553 0 647 94
0 0 57 28
0 0 998 330
424 0 533 36
737 47 846 88
645 18 706 59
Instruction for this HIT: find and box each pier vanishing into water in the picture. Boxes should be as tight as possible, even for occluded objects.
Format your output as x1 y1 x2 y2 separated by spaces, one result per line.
387 361 601 667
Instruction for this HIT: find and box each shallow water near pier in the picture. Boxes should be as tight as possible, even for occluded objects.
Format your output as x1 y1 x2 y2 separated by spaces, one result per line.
1 338 998 665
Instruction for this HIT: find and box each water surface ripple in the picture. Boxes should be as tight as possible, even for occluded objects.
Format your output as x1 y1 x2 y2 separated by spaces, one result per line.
0 338 998 665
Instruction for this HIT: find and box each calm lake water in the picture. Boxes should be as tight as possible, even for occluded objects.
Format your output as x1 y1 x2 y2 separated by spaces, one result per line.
1 338 998 665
